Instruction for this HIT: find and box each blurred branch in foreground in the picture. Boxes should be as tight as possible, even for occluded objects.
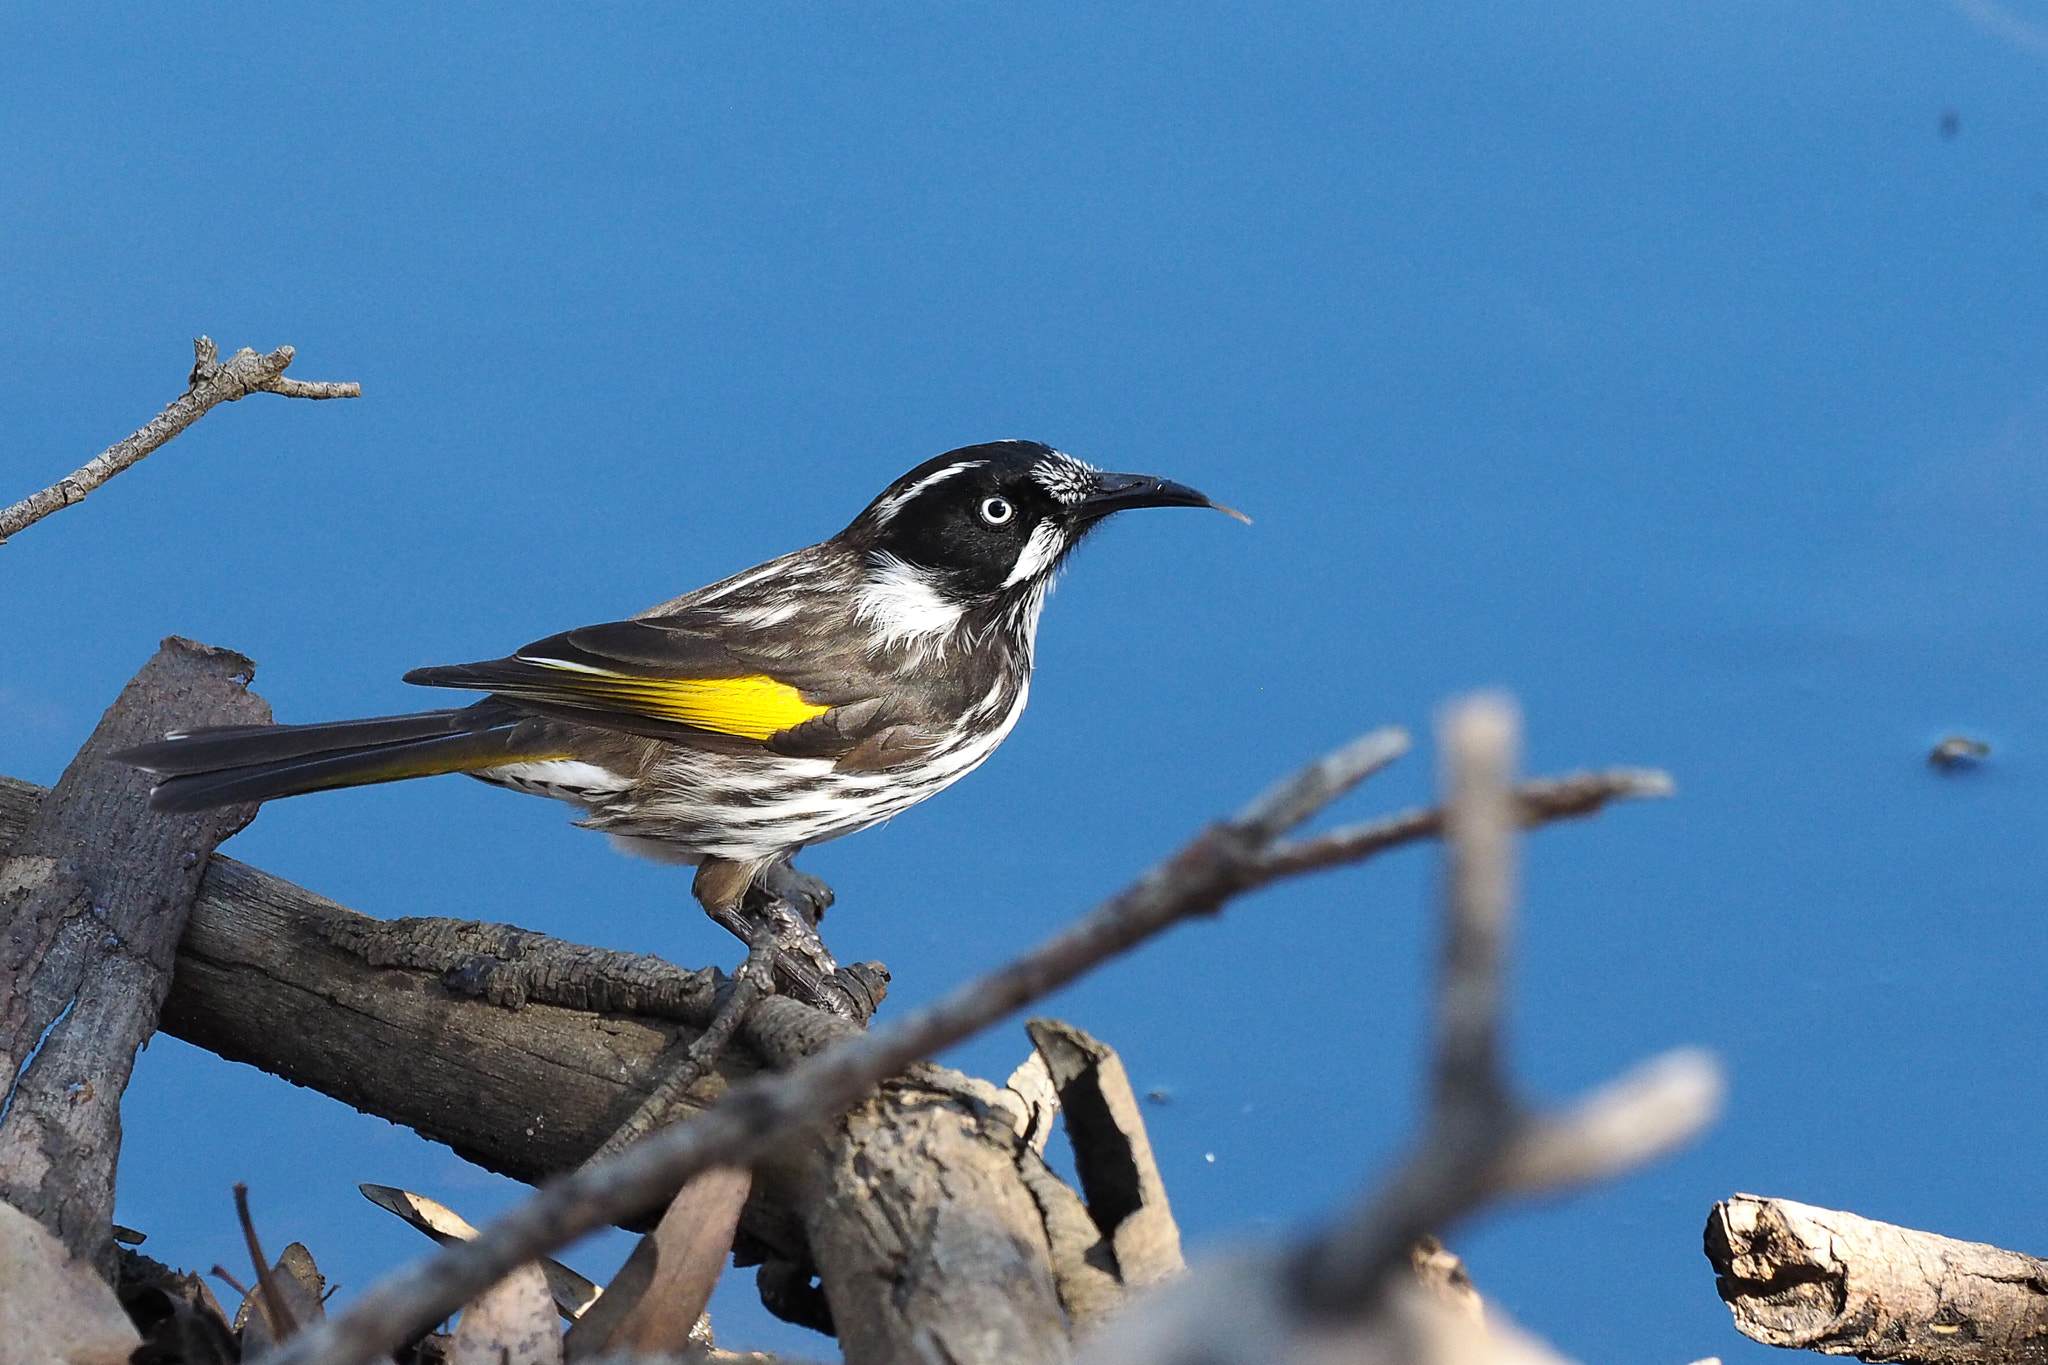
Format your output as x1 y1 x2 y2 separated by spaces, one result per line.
0 337 359 545
1077 696 1724 1365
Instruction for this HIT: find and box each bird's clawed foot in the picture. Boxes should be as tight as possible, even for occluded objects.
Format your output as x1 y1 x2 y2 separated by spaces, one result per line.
693 856 887 1022
753 859 835 929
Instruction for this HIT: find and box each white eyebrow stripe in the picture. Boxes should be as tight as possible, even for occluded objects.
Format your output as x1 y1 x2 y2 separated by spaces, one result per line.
871 460 985 525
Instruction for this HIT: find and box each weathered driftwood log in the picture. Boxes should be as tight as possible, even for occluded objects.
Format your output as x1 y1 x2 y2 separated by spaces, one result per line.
0 767 1180 1362
0 639 269 1273
1706 1194 2048 1363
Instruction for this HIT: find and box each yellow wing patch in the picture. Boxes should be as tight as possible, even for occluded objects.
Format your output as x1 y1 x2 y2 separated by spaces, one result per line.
520 661 831 740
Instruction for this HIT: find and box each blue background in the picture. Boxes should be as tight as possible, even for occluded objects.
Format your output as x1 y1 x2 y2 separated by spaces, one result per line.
4 3 2047 1359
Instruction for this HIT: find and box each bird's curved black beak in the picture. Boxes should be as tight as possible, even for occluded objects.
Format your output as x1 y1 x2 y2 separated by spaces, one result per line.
1080 472 1251 524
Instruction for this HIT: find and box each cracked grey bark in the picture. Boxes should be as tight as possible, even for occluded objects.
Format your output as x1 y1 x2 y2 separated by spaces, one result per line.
0 638 269 1272
798 1073 1071 1365
1707 1194 2048 1364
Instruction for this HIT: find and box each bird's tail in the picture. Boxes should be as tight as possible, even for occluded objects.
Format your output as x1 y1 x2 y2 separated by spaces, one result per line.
119 703 567 813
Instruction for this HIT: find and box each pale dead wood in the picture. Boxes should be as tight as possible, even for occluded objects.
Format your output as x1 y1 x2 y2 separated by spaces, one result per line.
0 638 268 1273
1076 696 1720 1365
0 338 359 544
1409 1236 1483 1323
799 1072 1072 1365
450 1261 561 1365
1706 1193 2048 1363
256 721 1674 1365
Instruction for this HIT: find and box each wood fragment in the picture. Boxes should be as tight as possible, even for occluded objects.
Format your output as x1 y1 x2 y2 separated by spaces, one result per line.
1001 1050 1060 1156
1023 1018 1183 1288
235 1183 302 1345
235 1241 328 1358
1706 1194 2048 1363
0 637 268 1272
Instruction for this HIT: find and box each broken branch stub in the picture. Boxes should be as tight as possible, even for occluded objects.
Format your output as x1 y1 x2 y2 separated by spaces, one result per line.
0 637 269 1272
1023 1017 1183 1288
1707 1194 2048 1364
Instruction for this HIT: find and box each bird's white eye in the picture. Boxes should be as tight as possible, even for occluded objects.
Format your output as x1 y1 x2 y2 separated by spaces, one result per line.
979 496 1015 526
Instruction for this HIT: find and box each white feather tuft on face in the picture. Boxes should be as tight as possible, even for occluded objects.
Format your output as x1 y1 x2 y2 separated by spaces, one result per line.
870 460 985 528
854 552 966 653
1030 451 1097 507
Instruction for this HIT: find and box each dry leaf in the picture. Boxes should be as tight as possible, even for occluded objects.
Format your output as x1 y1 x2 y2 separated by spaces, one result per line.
360 1184 600 1320
562 1165 750 1359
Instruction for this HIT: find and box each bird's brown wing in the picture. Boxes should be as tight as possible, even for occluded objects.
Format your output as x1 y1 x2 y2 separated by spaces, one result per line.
404 617 920 760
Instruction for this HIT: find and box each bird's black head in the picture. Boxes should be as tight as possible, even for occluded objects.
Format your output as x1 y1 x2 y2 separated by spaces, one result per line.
840 440 1237 605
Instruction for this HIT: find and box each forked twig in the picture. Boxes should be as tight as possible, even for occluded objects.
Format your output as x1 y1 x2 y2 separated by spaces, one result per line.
0 337 360 544
267 721 1671 1365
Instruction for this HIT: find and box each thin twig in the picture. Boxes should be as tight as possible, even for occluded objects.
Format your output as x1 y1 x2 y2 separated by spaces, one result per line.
236 1182 299 1343
0 337 360 544
1252 768 1674 882
590 931 778 1163
266 725 1667 1365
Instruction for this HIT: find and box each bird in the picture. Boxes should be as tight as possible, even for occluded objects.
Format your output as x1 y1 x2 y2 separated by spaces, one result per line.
122 440 1241 1003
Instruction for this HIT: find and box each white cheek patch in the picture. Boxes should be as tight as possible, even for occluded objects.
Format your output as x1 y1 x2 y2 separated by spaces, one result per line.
855 552 966 650
1002 521 1065 587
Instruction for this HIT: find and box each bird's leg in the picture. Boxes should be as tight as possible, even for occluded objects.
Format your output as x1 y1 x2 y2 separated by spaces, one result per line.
693 857 881 1019
753 857 835 930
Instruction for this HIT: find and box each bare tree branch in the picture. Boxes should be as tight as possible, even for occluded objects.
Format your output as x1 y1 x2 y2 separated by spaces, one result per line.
0 337 360 544
1706 1194 2048 1364
259 721 1670 1365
